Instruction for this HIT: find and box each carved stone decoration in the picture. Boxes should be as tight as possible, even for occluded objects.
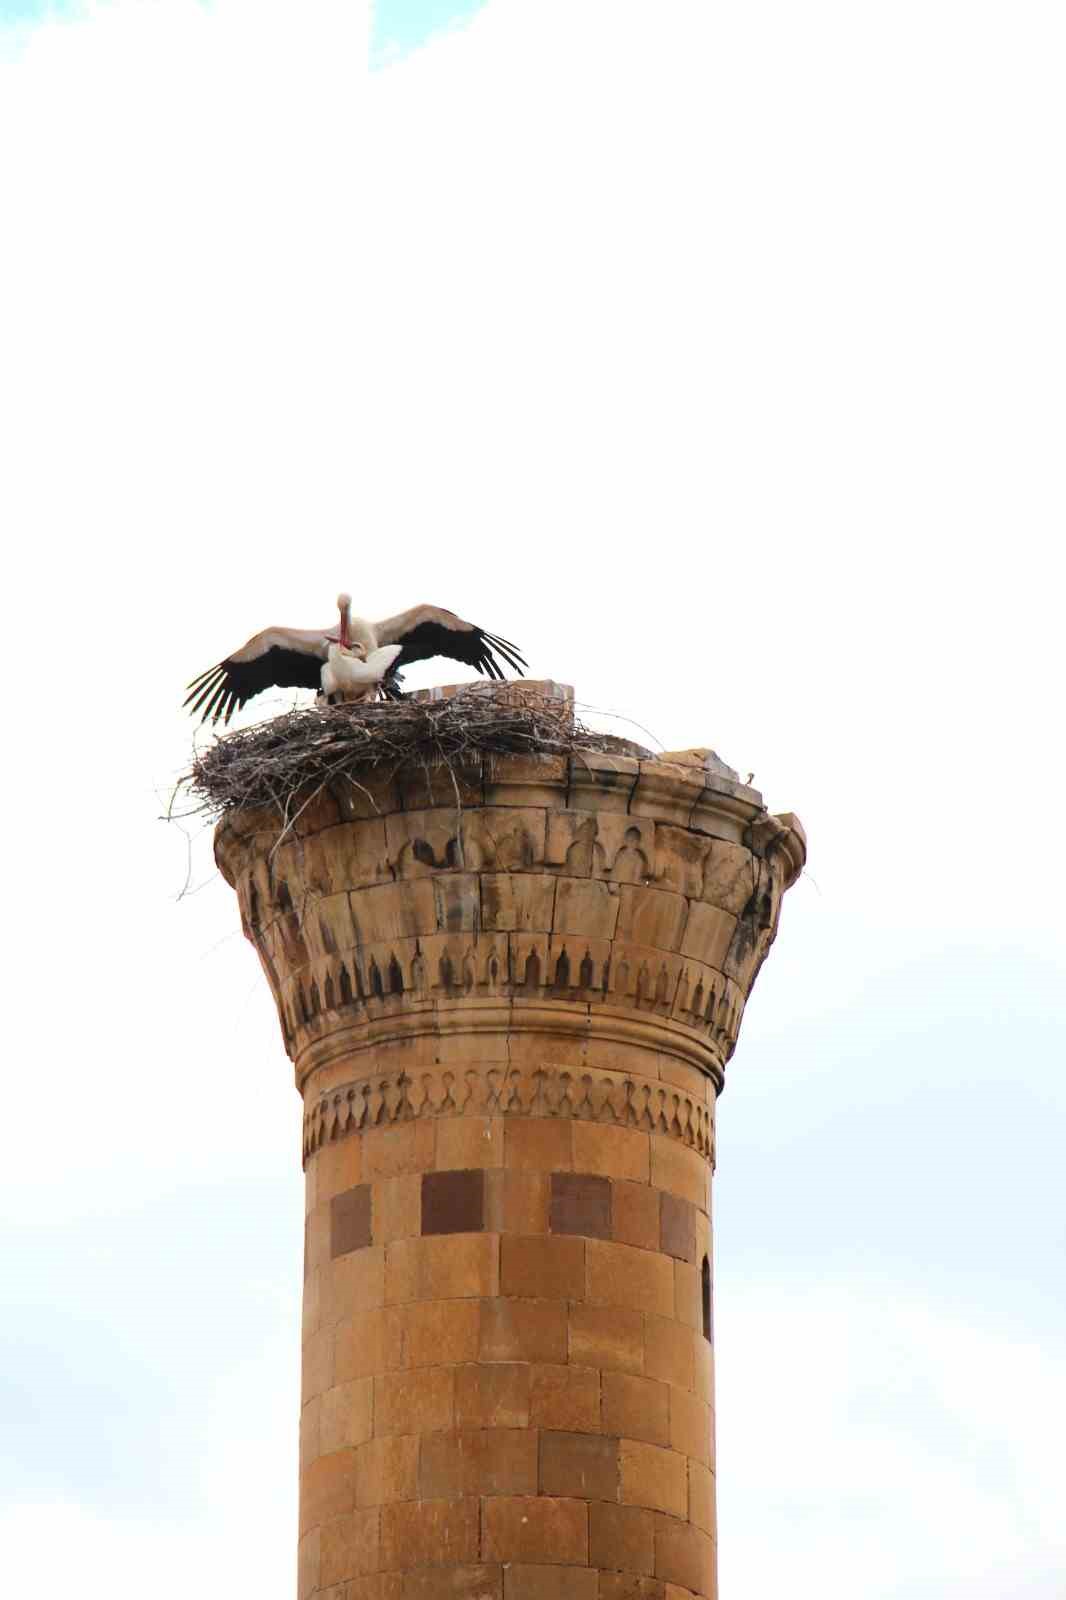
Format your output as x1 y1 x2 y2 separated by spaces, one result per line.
213 686 804 1600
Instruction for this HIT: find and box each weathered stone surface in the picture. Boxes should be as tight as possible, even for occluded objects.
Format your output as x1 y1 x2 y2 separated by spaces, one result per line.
215 700 803 1600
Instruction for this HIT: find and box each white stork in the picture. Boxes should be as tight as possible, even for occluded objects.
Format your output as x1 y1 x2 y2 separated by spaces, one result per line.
184 595 527 725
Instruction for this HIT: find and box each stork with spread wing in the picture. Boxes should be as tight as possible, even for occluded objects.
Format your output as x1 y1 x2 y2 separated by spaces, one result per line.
184 595 527 725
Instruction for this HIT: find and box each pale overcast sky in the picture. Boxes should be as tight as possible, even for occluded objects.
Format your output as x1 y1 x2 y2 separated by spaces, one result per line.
1 2 1064 1597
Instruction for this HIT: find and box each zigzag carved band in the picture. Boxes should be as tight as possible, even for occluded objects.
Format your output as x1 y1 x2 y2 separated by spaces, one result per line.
303 1064 715 1168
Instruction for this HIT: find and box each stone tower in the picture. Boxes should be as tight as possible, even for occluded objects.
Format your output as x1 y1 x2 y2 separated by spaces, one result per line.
214 684 804 1600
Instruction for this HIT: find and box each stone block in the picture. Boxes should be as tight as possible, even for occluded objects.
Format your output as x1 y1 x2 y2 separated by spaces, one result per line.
331 769 401 822
604 942 682 1009
545 934 612 992
504 1565 597 1599
539 1429 619 1501
301 1448 359 1534
698 838 756 914
401 1568 503 1600
589 1501 655 1576
421 1233 500 1300
372 1174 422 1245
303 1267 321 1340
586 1239 674 1318
363 1120 437 1181
454 1362 530 1429
420 1427 539 1499
529 1363 600 1433
344 1580 404 1600
570 1123 650 1186
601 1372 670 1448
384 810 459 877
384 1237 420 1305
649 1137 709 1211
485 751 568 808
669 1388 713 1467
566 754 640 816
689 1458 716 1538
300 1396 321 1473
598 1577 666 1600
484 1170 550 1235
619 1440 687 1517
654 1516 714 1596
693 1337 714 1403
545 810 610 875
436 1116 504 1171
302 1326 334 1405
313 817 393 892
612 1181 660 1251
481 1496 589 1566
388 1298 481 1369
379 1497 480 1570
568 1304 644 1375
302 891 360 963
481 874 557 934
393 1568 502 1593
553 877 620 940
614 885 688 952
675 1260 702 1331
320 1377 373 1453
680 901 737 969
373 1367 454 1436
660 1193 698 1264
643 1317 695 1392
657 1055 713 1102
501 1233 586 1300
322 1247 386 1324
297 1527 320 1600
320 1507 381 1585
481 1298 568 1364
422 1169 487 1235
504 1117 573 1173
652 823 710 899
335 1309 389 1383
331 1184 372 1258
314 1137 363 1201
630 764 705 828
356 1433 420 1507
433 874 482 935
350 879 438 945
549 1172 612 1240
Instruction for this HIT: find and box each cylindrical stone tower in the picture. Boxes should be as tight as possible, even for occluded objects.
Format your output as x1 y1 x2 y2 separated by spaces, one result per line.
214 685 804 1600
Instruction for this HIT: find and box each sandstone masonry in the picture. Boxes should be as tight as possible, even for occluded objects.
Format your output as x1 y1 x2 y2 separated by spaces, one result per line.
215 687 805 1600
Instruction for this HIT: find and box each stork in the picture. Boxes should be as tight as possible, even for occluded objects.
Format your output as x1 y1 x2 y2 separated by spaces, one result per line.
185 595 527 725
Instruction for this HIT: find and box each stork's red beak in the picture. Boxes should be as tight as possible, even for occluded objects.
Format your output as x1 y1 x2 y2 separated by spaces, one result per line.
339 603 350 649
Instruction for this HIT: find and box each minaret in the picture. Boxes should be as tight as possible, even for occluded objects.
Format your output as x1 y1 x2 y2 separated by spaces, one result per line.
214 683 804 1599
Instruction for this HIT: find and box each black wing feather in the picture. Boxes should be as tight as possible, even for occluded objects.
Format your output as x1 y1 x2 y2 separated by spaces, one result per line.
391 621 528 680
183 646 324 725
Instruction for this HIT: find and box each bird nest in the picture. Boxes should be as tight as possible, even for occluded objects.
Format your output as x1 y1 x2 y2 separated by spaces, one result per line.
177 690 648 832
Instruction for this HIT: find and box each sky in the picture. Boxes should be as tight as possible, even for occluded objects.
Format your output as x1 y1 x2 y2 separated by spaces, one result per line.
1 1 1064 1596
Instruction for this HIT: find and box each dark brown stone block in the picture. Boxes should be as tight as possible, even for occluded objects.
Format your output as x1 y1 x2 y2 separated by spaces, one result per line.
659 1191 697 1263
550 1172 611 1239
331 1185 372 1258
423 1169 485 1236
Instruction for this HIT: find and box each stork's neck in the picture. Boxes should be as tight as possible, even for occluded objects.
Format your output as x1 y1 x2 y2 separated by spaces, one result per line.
347 614 377 652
